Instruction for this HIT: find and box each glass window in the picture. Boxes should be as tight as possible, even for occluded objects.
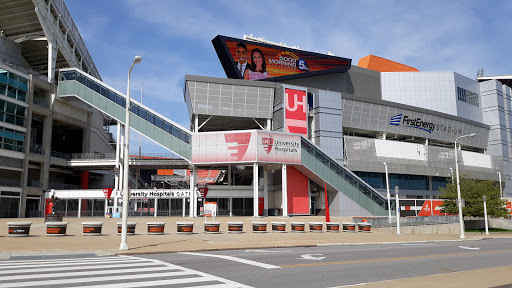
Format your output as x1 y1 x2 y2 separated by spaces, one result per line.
171 125 180 138
7 86 17 99
15 117 24 127
17 90 26 102
163 122 171 133
138 107 147 120
5 102 16 114
147 112 154 124
115 95 124 106
0 82 6 95
130 104 139 115
154 117 163 129
100 86 108 98
15 105 25 116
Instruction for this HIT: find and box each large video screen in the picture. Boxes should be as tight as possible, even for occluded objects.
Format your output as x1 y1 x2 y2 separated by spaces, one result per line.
212 35 351 81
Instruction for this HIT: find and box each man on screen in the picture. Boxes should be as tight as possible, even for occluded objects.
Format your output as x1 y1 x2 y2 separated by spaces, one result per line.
235 42 250 78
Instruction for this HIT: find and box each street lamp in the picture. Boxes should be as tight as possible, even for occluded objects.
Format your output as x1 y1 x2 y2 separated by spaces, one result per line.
119 56 142 251
454 133 476 239
383 162 391 220
139 81 143 159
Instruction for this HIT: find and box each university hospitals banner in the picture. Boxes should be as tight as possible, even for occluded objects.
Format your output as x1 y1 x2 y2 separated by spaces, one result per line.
192 131 301 164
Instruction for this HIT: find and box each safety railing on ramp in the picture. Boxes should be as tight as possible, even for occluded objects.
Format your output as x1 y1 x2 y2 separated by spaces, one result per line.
57 68 192 160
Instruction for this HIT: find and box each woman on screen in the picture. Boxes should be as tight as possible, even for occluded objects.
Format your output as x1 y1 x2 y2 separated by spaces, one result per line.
244 48 271 80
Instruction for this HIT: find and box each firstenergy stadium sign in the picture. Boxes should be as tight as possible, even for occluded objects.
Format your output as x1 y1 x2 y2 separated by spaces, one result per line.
390 113 463 135
192 131 301 164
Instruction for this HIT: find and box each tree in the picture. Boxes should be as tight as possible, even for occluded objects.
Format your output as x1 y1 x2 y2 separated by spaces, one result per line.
439 177 508 218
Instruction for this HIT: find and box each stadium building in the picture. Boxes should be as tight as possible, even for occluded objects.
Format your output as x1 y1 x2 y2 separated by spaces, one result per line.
1 0 511 218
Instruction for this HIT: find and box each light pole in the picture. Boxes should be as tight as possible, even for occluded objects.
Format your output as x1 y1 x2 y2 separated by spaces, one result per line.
497 172 502 199
454 133 476 239
383 162 391 220
139 81 143 159
119 56 142 251
483 195 489 235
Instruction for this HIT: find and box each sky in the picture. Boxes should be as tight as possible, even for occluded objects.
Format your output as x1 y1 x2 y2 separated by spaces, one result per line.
64 0 512 155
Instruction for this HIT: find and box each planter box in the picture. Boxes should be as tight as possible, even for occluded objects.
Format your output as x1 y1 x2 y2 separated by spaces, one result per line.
176 222 194 234
117 222 137 235
147 222 166 235
291 222 306 233
227 222 244 233
44 214 62 223
252 222 268 233
326 222 340 232
204 222 221 234
309 222 323 232
358 222 372 233
82 222 103 236
46 222 68 236
271 222 287 233
8 222 32 237
342 222 356 232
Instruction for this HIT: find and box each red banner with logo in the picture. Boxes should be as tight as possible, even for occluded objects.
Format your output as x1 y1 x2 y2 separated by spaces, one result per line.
285 89 308 136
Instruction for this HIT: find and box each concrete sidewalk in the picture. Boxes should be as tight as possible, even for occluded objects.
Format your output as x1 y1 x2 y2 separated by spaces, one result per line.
2 216 512 287
2 215 508 257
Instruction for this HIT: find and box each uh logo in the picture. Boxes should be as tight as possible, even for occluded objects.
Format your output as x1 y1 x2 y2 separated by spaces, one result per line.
285 89 308 136
262 135 274 154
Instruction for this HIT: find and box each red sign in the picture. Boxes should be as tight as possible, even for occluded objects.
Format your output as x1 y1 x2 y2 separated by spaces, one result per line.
103 188 113 199
507 201 512 215
224 133 251 161
417 200 446 216
199 187 208 199
285 89 308 136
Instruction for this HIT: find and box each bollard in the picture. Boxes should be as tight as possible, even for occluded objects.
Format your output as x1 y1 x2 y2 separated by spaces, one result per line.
8 222 32 237
204 222 221 234
82 222 103 236
176 222 194 234
358 222 372 232
309 222 323 232
271 222 287 233
46 222 68 236
147 222 166 235
342 222 357 232
326 222 340 232
117 222 137 235
291 222 306 233
227 222 244 233
252 222 268 233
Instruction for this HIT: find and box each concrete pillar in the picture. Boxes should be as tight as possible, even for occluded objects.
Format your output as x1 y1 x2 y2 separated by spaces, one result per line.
47 38 58 83
189 166 196 217
194 114 199 133
229 198 233 217
20 75 35 217
78 198 82 218
154 199 158 217
182 197 186 217
282 164 288 217
266 119 271 131
253 163 259 217
263 166 268 216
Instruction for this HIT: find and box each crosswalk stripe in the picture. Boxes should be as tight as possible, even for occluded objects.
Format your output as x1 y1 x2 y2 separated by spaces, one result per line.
0 256 122 266
0 261 161 274
0 255 253 288
1 266 177 281
0 257 150 270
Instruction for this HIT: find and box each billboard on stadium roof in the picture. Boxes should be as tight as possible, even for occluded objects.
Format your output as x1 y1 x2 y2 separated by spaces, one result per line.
212 35 351 81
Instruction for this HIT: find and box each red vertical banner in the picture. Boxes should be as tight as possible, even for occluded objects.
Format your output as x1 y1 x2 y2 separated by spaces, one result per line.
324 182 330 222
285 89 308 136
81 171 89 189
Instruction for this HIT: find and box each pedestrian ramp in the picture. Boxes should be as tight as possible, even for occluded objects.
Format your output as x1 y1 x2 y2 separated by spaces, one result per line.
299 137 389 216
57 68 192 161
0 255 251 288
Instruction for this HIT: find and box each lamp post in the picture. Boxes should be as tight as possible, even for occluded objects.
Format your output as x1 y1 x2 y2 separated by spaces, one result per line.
139 81 143 159
454 133 476 239
383 162 391 220
119 56 142 251
497 172 502 199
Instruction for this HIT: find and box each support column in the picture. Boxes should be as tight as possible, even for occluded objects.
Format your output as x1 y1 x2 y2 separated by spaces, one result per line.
266 119 271 131
253 163 259 217
78 198 82 218
282 164 288 217
229 198 233 217
189 166 196 217
182 198 186 217
194 114 199 133
263 166 268 216
154 199 158 217
47 37 58 83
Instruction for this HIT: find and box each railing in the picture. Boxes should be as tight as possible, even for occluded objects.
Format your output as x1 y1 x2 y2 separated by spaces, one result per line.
48 182 82 190
131 153 181 159
51 151 68 159
301 137 387 209
27 179 42 188
69 153 116 160
29 146 44 155
353 215 459 228
0 178 20 187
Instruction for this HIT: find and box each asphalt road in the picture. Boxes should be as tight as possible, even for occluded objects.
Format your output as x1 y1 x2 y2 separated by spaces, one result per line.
140 238 512 287
1 238 511 287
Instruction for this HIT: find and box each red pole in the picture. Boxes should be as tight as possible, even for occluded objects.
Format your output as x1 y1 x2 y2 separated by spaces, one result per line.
324 182 330 222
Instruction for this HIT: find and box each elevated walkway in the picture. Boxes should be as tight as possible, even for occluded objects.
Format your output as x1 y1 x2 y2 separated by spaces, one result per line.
299 137 388 216
57 68 192 160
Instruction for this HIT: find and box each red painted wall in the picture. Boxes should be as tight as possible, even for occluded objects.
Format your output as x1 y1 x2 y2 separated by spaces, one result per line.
287 167 309 214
